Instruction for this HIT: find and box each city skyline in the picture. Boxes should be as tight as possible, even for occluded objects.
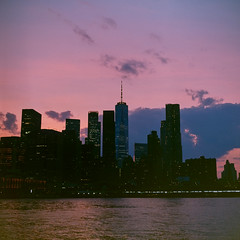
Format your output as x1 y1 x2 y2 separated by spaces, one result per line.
1 1 240 177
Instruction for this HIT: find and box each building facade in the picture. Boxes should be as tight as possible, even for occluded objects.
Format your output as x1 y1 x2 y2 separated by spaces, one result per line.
88 112 101 158
161 104 182 181
134 143 147 163
221 160 237 183
21 109 41 137
66 119 80 139
115 82 128 168
103 110 116 165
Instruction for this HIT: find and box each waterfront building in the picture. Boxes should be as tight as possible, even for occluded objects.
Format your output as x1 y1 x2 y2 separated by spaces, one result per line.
66 119 80 139
21 109 41 137
115 82 128 168
88 112 101 158
161 104 182 180
147 131 162 185
221 160 237 183
102 110 116 166
134 143 147 163
184 156 217 185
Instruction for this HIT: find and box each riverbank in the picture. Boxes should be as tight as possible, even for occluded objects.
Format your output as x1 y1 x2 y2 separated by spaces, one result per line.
1 189 240 199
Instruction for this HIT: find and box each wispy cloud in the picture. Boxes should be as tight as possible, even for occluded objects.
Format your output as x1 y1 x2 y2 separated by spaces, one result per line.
185 89 223 108
101 17 117 30
100 54 116 67
100 54 148 78
149 33 161 42
48 8 94 45
45 111 73 122
117 60 147 76
184 129 198 146
145 49 169 64
0 112 18 134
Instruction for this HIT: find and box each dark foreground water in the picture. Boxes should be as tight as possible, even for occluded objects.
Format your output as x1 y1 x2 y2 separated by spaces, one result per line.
0 198 240 240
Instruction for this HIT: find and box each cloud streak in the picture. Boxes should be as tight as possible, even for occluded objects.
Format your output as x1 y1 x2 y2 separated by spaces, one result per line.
101 17 117 30
149 33 162 42
45 111 73 122
49 8 94 45
100 54 148 78
185 89 223 108
145 49 169 64
0 112 18 134
184 129 198 146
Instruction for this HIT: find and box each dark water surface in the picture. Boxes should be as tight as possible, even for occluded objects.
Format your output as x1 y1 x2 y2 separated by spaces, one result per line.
0 198 240 240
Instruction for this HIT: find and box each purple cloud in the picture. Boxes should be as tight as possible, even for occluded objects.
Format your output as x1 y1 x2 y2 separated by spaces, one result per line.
0 112 18 134
185 89 223 107
145 49 169 64
49 8 94 45
100 54 148 78
45 111 73 122
101 17 117 30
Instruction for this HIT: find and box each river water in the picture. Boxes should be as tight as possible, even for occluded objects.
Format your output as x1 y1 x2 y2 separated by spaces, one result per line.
0 198 240 240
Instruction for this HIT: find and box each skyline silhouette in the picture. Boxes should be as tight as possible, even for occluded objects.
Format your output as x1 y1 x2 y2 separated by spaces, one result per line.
1 1 240 179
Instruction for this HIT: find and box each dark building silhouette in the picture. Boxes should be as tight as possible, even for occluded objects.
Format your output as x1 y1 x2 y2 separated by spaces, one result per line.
221 160 237 183
147 131 162 187
161 104 182 181
102 110 117 188
184 156 217 186
88 111 101 158
103 110 116 163
115 82 128 168
21 109 41 137
0 137 24 175
134 143 147 163
25 129 63 180
62 129 81 182
66 119 80 139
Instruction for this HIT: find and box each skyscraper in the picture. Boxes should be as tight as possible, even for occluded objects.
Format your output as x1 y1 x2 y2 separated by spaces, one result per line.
102 110 116 165
115 82 128 168
66 119 80 139
21 109 41 137
88 111 101 158
134 143 147 163
161 104 182 181
221 160 237 183
147 131 162 186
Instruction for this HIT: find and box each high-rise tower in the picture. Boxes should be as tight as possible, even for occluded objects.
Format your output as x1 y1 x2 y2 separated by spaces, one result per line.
115 81 128 168
103 110 116 165
66 119 80 139
88 111 101 158
21 109 41 137
161 104 182 181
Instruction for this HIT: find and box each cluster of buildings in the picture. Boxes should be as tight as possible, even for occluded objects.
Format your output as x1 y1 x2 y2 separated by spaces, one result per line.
0 84 239 192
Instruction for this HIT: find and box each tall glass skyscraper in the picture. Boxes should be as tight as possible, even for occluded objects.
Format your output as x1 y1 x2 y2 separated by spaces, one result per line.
21 109 41 137
66 119 80 139
161 104 182 180
115 82 128 168
88 111 101 158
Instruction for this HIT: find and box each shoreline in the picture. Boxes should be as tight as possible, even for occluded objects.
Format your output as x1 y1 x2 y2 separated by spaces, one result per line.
1 189 240 199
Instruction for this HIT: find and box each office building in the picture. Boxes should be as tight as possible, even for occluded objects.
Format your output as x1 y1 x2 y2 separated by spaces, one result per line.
103 110 116 166
88 112 101 158
134 143 147 163
221 160 237 183
21 109 41 137
185 156 217 185
147 131 162 185
161 104 182 180
115 82 128 168
66 119 80 139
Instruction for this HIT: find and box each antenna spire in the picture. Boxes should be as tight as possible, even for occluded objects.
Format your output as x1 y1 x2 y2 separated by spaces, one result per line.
121 80 123 103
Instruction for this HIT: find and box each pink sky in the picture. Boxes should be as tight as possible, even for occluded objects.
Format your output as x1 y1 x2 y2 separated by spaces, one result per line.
1 0 240 177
